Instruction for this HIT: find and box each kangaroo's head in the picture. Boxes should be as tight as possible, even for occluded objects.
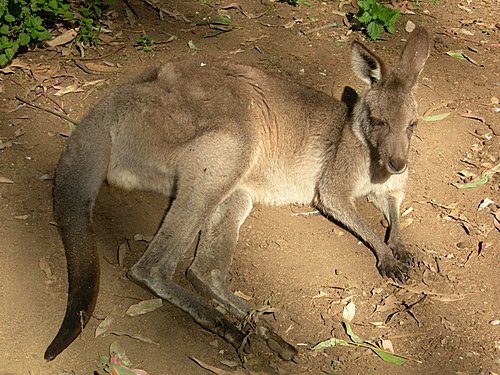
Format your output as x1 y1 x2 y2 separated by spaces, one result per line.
351 27 430 176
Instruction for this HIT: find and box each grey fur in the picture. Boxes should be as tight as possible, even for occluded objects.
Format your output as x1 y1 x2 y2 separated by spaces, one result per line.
45 27 430 361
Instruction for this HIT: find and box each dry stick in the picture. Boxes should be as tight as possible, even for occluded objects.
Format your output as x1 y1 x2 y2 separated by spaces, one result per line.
15 96 79 125
75 45 127 61
141 0 190 22
302 22 338 35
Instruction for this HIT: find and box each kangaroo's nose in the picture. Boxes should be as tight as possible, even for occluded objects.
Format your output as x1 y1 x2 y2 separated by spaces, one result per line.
387 158 407 174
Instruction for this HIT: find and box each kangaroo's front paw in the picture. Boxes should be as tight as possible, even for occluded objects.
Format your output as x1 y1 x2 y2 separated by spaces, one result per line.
389 242 412 267
378 256 409 283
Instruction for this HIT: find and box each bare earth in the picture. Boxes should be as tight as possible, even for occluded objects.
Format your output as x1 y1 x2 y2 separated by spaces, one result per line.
0 0 499 374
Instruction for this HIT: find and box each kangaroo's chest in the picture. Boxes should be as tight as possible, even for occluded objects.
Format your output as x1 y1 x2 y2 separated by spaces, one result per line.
352 168 408 199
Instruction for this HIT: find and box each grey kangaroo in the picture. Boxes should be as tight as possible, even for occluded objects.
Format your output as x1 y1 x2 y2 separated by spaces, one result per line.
45 27 430 361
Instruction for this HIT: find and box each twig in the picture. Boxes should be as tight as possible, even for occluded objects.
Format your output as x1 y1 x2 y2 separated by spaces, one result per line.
302 22 338 35
75 46 126 61
72 59 97 74
15 96 79 125
141 0 190 22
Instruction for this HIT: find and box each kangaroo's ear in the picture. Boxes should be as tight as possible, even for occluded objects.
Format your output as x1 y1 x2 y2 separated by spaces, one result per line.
397 26 430 87
351 41 386 86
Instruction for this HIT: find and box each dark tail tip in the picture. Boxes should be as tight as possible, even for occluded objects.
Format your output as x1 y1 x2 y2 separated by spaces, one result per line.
44 243 99 361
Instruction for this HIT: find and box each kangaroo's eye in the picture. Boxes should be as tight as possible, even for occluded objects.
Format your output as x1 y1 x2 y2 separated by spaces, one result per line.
408 121 417 130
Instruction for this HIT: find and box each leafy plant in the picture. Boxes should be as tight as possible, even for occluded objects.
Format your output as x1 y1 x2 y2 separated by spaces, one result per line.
355 0 400 40
0 0 106 67
136 35 154 53
279 0 311 6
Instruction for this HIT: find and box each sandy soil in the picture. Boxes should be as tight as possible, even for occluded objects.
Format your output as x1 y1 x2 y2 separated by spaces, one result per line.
0 0 499 374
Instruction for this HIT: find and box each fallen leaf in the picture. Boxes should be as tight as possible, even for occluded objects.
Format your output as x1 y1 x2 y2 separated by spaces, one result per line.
14 214 29 220
0 176 14 184
126 299 163 316
312 290 328 299
478 198 494 210
219 359 239 368
405 20 415 33
342 301 356 322
118 242 129 267
234 290 253 300
371 346 405 365
312 337 350 350
46 29 78 47
422 112 451 122
95 315 114 337
400 217 413 229
85 62 120 73
446 50 466 60
54 84 85 96
460 112 486 124
343 321 363 343
110 341 132 366
381 339 394 353
188 40 200 50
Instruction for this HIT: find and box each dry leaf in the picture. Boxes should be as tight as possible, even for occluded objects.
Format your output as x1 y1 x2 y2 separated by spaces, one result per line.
46 29 78 47
126 299 163 316
234 290 253 300
342 301 356 322
381 339 394 353
54 84 85 96
0 176 14 184
85 62 120 73
95 315 114 337
118 242 128 267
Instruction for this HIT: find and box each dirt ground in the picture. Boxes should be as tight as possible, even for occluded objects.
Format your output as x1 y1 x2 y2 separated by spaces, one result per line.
0 0 499 374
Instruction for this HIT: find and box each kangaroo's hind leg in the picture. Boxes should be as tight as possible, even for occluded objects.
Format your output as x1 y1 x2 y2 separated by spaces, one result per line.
186 189 254 319
186 190 299 361
129 132 253 350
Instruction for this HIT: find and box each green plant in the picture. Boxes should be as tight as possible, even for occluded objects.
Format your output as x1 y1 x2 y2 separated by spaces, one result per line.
74 0 106 45
355 0 400 40
0 0 106 67
136 35 153 53
279 0 311 6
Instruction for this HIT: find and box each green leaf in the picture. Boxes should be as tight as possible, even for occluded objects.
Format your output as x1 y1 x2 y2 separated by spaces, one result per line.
96 355 110 369
109 341 133 366
367 21 383 40
4 47 14 59
371 347 406 365
0 53 8 67
312 338 351 350
451 175 489 189
18 33 30 46
343 321 363 343
421 112 450 122
210 15 232 25
357 12 372 24
110 365 137 375
188 40 200 50
4 13 14 22
125 298 163 316
446 50 466 60
0 24 8 35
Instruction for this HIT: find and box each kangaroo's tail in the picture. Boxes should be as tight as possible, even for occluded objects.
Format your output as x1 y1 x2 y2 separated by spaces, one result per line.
44 118 110 361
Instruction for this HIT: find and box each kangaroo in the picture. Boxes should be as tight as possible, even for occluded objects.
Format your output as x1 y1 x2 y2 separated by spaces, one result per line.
44 27 430 362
